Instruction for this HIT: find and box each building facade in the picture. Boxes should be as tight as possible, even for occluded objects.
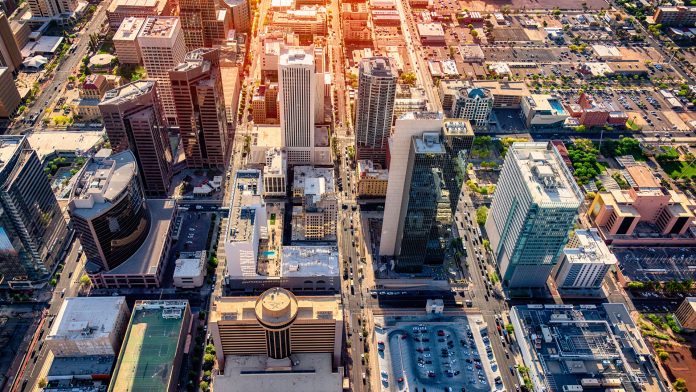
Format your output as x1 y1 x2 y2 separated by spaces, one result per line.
0 66 19 118
553 229 616 294
0 136 70 288
179 0 228 49
279 46 315 165
170 48 229 168
137 16 187 125
223 0 250 32
354 57 397 166
675 298 696 330
0 12 21 72
451 87 493 128
99 80 173 197
485 142 582 288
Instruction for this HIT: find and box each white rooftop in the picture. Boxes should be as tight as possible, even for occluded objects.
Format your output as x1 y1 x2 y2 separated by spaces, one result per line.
27 130 104 160
281 246 339 277
173 251 206 278
48 297 126 342
293 166 335 194
564 229 617 266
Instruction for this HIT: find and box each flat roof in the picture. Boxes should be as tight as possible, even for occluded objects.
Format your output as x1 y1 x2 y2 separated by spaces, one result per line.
138 16 179 39
212 293 340 323
563 229 616 266
281 246 339 277
293 166 335 194
228 170 263 243
509 142 582 206
213 353 342 392
473 80 530 96
114 17 146 41
48 355 115 378
252 125 282 148
21 36 63 57
108 0 160 12
625 164 661 188
48 297 126 342
25 130 101 159
279 47 314 66
0 136 24 174
417 22 445 37
104 199 174 275
109 300 189 392
173 251 206 278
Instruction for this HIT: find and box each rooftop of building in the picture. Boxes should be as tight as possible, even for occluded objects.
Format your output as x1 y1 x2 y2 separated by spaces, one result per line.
293 166 335 196
108 0 160 11
228 170 264 243
398 111 443 121
413 131 445 154
211 291 341 324
279 46 314 66
48 355 115 378
173 251 206 278
47 297 126 342
82 74 108 90
509 142 582 206
213 353 342 392
511 303 664 392
526 94 568 115
70 150 137 217
109 300 189 392
281 246 339 277
0 136 25 174
625 164 661 189
101 80 154 104
138 16 179 39
472 80 530 96
416 22 445 37
26 131 103 161
360 56 396 78
172 48 215 73
442 119 475 136
683 297 696 311
114 17 146 41
564 229 616 266
357 160 388 179
99 199 175 275
251 125 282 148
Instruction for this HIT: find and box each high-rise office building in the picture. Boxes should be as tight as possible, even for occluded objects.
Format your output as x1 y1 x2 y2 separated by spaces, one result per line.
99 80 173 197
179 0 229 49
354 57 397 166
27 0 76 18
68 151 150 273
441 119 475 210
553 228 616 294
0 136 69 288
222 0 250 33
279 46 315 165
0 13 21 73
379 112 443 259
451 87 493 127
170 48 229 168
393 132 452 272
485 142 582 288
0 66 20 118
137 16 187 125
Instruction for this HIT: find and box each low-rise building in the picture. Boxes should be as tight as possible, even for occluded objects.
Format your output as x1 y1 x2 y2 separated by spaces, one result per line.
566 92 627 128
417 22 445 45
675 297 696 330
342 2 371 42
521 94 569 128
472 80 529 109
356 159 388 197
554 229 616 295
654 6 696 26
291 166 337 241
262 148 286 197
46 297 129 357
588 163 696 245
510 304 666 392
271 7 327 35
173 250 207 288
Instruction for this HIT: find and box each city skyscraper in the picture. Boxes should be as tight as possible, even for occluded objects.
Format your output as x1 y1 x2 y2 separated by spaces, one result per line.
27 0 76 18
278 46 315 165
354 56 397 167
179 0 229 49
99 80 173 197
0 66 20 118
137 16 187 125
0 136 69 288
553 228 616 294
0 12 21 73
485 141 582 288
379 112 443 260
170 48 229 168
222 0 250 33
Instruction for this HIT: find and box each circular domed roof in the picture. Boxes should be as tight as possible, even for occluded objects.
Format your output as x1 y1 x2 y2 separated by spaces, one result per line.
255 287 298 328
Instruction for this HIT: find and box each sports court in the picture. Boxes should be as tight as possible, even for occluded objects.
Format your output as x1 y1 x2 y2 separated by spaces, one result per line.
110 303 188 392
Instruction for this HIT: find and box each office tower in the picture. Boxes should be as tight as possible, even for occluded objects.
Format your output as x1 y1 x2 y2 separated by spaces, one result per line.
675 297 696 330
210 287 343 368
0 67 20 117
113 17 145 65
379 112 443 258
27 0 76 18
279 46 315 165
0 13 21 73
451 87 493 127
485 141 582 288
68 151 150 272
179 0 229 49
354 57 397 166
222 0 250 33
441 119 475 210
170 48 229 168
0 136 69 287
137 16 187 125
553 229 616 294
292 166 337 241
99 80 173 197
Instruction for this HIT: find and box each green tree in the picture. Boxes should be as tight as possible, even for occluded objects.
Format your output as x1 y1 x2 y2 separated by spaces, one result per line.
506 324 514 334
199 381 209 391
400 72 417 86
79 275 92 289
673 378 688 392
476 206 489 226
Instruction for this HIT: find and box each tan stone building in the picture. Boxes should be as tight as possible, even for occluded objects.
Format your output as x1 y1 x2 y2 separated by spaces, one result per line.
675 297 696 330
356 159 388 197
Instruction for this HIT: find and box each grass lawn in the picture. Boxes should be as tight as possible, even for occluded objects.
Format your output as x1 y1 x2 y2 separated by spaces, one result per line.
659 160 696 179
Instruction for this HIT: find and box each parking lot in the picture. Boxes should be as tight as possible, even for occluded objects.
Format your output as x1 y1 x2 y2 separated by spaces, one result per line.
614 247 696 283
375 315 503 392
160 208 215 287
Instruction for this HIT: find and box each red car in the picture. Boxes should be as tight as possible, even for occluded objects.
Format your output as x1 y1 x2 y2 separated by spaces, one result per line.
437 330 445 336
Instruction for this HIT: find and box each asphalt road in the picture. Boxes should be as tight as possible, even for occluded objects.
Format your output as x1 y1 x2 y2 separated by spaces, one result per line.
452 188 520 391
11 240 85 392
11 5 108 134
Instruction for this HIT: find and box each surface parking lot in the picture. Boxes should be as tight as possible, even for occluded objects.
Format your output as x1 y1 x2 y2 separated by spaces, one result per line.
375 315 503 392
